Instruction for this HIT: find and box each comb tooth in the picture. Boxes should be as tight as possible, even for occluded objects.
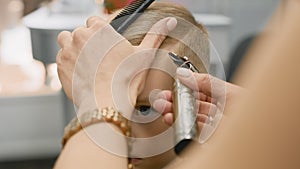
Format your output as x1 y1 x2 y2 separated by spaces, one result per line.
113 0 146 19
111 0 155 33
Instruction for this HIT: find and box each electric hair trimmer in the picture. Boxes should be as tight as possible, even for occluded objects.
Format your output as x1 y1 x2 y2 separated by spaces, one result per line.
169 52 199 155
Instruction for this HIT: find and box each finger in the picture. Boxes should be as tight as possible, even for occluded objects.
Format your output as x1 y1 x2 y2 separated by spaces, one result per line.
194 92 218 106
72 27 91 48
194 92 210 102
86 16 105 28
72 26 88 40
163 113 174 126
197 122 205 132
56 49 63 65
157 90 172 102
57 31 72 48
153 99 172 115
176 68 226 98
197 122 214 134
197 92 208 101
197 114 208 123
89 19 107 32
208 97 218 105
139 17 177 49
197 101 217 117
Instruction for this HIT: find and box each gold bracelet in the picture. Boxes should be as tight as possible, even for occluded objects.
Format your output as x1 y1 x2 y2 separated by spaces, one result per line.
62 107 130 146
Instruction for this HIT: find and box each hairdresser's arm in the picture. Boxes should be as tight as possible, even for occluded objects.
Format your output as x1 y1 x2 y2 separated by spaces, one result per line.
54 16 177 169
54 16 129 169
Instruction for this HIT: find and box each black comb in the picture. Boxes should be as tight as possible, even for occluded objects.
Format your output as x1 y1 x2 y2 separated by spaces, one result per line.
110 0 155 34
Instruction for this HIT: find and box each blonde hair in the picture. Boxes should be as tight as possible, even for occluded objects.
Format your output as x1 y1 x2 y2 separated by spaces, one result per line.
122 2 210 73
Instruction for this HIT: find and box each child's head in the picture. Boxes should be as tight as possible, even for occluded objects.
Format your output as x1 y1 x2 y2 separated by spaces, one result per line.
121 2 210 169
123 2 209 73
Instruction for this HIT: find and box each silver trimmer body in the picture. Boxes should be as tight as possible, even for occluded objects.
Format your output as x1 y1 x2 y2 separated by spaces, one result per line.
168 52 199 155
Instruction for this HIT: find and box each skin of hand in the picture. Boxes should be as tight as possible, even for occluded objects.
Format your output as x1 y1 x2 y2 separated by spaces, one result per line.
153 67 245 129
56 16 177 114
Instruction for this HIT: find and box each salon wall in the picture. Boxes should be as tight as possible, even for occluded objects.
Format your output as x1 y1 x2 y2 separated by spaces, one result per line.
226 0 281 50
173 0 280 52
23 0 279 55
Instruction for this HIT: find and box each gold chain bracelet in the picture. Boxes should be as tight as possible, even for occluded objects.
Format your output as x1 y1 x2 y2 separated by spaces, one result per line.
62 107 130 146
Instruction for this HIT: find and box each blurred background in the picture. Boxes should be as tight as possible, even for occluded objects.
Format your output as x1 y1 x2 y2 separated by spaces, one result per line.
0 0 280 168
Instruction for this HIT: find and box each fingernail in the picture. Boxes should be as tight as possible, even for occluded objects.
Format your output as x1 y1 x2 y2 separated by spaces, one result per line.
157 92 166 99
149 89 162 106
176 67 192 78
153 99 165 113
167 17 177 31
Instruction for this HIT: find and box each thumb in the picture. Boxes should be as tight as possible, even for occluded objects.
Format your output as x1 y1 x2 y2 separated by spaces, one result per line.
176 68 226 99
139 17 177 49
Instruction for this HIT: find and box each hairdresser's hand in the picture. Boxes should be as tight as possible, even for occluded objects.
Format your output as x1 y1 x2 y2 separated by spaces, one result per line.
56 16 107 108
57 16 177 114
153 68 245 130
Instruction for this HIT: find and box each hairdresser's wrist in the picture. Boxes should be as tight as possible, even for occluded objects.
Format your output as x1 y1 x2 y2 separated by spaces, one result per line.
226 83 246 103
55 123 128 169
75 94 114 117
219 82 247 115
95 78 137 112
94 79 113 104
